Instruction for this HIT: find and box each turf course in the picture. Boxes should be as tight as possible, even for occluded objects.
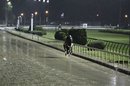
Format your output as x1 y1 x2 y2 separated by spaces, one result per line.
87 29 129 44
43 29 129 44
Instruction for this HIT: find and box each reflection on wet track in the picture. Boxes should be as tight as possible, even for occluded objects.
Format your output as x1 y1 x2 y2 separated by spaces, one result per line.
0 31 130 86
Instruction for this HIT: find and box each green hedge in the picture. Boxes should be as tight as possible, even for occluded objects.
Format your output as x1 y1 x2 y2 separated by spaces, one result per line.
69 29 87 45
87 41 105 49
15 28 29 33
15 26 47 36
54 31 66 40
54 29 87 45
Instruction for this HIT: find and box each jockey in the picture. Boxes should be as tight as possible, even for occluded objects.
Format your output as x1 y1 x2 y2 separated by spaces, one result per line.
63 34 73 55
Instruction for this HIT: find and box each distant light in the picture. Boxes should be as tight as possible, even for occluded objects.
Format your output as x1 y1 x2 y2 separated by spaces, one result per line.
19 16 22 18
34 11 38 15
7 1 11 6
45 10 49 14
21 13 24 16
10 5 13 8
38 0 41 2
31 13 34 17
96 14 99 17
125 14 128 18
43 0 46 2
61 13 64 18
7 0 9 2
47 0 49 3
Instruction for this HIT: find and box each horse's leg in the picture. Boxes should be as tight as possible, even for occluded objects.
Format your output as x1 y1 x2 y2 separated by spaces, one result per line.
70 46 72 54
67 46 69 55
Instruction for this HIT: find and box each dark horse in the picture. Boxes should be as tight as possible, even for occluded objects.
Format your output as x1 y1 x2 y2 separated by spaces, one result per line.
63 35 73 56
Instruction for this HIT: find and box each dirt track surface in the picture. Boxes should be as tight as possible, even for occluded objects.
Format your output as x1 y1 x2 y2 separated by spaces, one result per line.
0 31 130 86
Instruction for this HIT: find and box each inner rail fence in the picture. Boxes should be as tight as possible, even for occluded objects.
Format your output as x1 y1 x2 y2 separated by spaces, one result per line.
88 37 129 56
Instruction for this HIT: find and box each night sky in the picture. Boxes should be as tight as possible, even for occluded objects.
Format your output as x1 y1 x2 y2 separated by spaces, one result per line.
0 0 129 25
49 0 129 25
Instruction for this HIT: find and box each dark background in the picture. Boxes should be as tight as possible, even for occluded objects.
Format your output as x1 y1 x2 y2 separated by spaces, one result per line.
0 0 129 26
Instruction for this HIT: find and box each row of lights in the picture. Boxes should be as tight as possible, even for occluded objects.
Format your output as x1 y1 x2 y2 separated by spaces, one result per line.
33 0 49 16
34 0 49 3
6 0 13 8
18 0 49 23
20 0 49 16
34 0 49 14
18 10 49 24
96 13 128 18
5 0 13 26
19 10 48 17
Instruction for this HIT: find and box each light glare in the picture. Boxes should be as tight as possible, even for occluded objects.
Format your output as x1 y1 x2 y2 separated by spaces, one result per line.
47 0 49 3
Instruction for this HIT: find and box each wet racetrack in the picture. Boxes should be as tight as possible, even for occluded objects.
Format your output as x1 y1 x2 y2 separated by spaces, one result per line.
0 31 130 86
